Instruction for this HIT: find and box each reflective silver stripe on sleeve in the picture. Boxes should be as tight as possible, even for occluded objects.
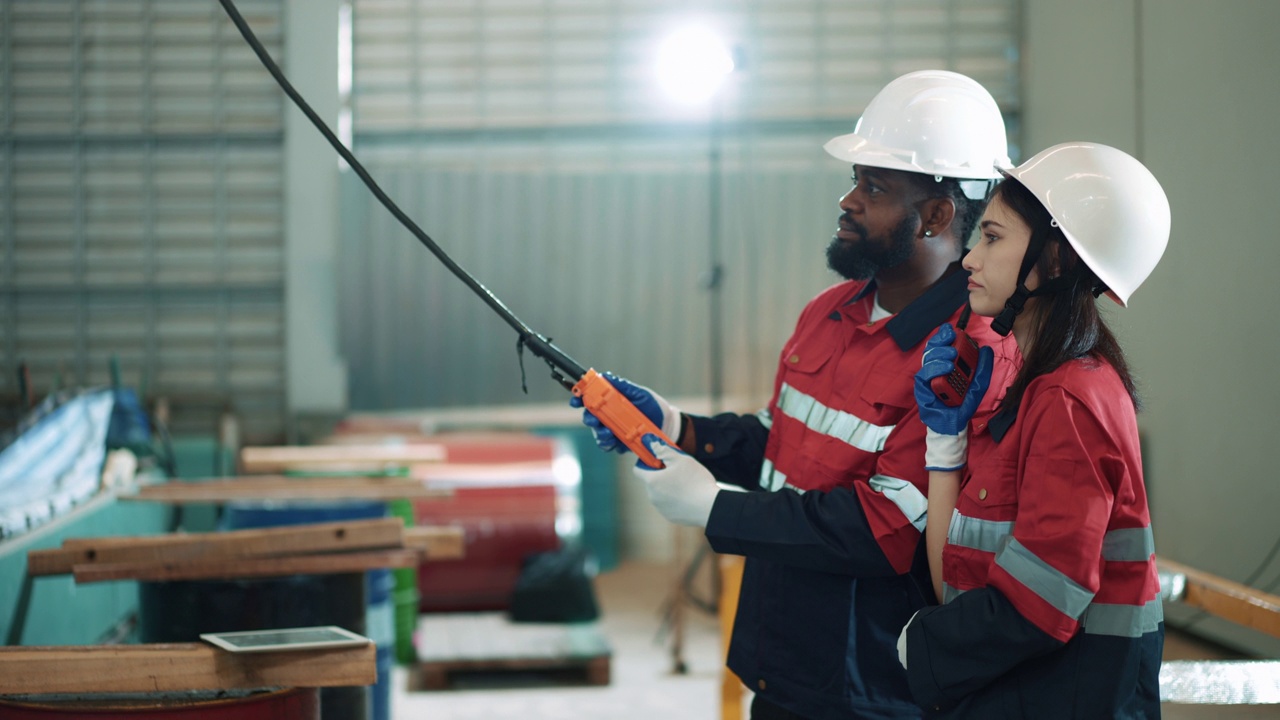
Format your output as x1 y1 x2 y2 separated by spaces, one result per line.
942 582 965 604
1102 526 1155 562
947 510 1014 554
758 459 788 492
776 383 894 453
759 460 814 496
1081 598 1164 637
995 537 1095 619
756 407 773 430
867 474 927 533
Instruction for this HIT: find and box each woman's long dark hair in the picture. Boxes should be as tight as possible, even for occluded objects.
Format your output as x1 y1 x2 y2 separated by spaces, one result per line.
992 178 1139 413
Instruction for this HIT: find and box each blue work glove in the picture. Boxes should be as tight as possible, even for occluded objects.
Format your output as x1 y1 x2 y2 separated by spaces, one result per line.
913 323 994 471
569 373 683 454
632 434 719 528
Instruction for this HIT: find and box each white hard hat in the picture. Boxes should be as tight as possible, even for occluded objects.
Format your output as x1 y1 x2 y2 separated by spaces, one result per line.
824 70 1011 189
1003 142 1170 306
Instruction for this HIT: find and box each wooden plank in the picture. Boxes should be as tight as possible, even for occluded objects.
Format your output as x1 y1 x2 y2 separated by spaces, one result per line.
28 519 405 576
0 643 375 694
403 525 466 560
57 518 406 551
719 553 746 720
241 444 446 473
1160 558 1280 639
121 477 452 502
73 549 422 584
410 461 554 482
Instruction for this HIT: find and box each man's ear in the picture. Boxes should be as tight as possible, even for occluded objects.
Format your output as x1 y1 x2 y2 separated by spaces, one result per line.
920 196 957 239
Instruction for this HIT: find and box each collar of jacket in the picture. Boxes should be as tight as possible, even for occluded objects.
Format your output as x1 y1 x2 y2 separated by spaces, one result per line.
989 406 1018 443
854 268 970 352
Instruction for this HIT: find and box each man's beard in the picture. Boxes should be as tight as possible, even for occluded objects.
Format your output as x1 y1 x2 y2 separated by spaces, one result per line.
826 214 918 280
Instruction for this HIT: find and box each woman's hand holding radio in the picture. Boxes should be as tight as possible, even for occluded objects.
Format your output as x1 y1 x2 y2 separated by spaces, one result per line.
914 323 994 470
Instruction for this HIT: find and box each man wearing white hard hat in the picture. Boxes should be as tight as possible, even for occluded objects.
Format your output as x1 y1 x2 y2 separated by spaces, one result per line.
573 70 1018 718
904 142 1169 717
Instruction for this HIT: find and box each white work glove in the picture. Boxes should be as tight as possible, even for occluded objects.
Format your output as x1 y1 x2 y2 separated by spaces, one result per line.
631 433 719 528
897 610 920 669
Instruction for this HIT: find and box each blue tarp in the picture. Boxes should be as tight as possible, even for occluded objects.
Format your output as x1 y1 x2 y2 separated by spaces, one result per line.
0 389 115 539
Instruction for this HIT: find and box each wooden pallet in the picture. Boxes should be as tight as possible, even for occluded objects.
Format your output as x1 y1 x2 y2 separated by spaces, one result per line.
411 612 611 690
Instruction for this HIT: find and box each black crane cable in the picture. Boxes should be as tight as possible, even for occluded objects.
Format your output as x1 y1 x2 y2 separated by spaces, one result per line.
216 0 587 390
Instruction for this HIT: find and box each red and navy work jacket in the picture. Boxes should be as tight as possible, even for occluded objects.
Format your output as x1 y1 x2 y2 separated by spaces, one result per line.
693 271 1016 720
905 358 1164 718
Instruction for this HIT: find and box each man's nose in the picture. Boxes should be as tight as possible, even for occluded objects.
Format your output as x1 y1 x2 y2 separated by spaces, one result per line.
838 188 861 213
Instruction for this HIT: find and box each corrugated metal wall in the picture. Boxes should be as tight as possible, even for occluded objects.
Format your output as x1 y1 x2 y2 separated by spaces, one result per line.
0 0 287 440
341 132 851 410
342 0 1021 412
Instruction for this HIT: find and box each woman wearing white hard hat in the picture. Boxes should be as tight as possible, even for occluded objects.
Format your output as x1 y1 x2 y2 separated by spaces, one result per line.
900 142 1169 718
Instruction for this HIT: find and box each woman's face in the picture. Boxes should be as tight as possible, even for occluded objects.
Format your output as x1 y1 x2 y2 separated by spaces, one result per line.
963 194 1042 316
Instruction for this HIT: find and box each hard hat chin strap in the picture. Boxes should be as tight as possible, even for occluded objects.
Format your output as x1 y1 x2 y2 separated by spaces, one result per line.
991 287 1028 337
991 221 1054 337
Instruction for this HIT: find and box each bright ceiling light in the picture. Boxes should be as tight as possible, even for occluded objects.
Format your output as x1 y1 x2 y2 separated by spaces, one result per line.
655 24 735 106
